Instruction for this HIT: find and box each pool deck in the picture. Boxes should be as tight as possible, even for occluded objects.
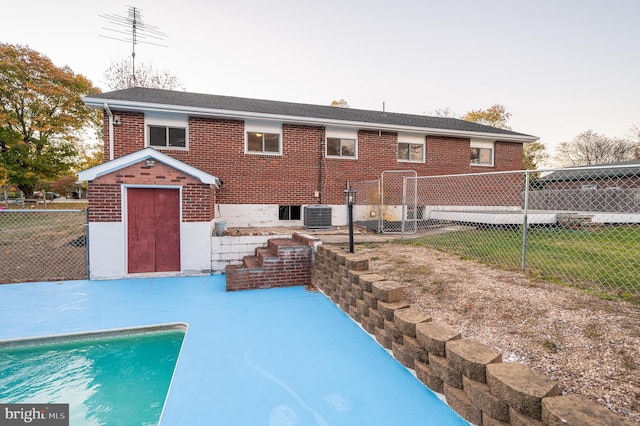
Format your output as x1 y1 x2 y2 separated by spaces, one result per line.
0 275 467 425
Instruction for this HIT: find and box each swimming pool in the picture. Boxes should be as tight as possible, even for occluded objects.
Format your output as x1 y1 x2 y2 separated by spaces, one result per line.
0 275 468 425
0 326 185 425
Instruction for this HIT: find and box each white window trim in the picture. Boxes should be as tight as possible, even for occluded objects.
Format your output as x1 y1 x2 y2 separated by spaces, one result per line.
470 139 495 167
145 112 189 150
326 127 358 159
245 120 283 155
397 133 426 163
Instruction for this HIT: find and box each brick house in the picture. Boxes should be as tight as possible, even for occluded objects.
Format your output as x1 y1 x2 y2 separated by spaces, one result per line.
77 87 537 278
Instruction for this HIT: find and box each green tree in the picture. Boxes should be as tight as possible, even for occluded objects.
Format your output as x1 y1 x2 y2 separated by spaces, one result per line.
0 43 100 197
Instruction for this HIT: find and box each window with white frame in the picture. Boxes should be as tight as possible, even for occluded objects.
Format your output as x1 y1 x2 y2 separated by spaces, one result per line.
247 132 280 153
470 140 494 166
327 138 356 157
145 113 188 150
245 120 282 154
149 126 186 148
326 127 357 159
397 133 425 162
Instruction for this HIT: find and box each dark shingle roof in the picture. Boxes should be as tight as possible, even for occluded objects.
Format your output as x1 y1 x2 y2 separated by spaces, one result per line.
86 87 536 140
540 159 640 181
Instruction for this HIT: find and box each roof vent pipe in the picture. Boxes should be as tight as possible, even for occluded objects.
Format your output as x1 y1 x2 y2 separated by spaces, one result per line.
104 103 115 161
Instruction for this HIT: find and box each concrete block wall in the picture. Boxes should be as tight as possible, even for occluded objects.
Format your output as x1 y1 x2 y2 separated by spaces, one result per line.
211 233 291 272
311 244 633 426
225 233 316 291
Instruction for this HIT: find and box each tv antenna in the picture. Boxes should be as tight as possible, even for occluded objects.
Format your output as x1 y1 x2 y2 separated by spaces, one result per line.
100 7 168 88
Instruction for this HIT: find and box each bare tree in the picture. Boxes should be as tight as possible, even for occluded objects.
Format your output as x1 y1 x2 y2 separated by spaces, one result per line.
429 107 459 118
554 130 637 166
104 57 184 90
630 123 640 159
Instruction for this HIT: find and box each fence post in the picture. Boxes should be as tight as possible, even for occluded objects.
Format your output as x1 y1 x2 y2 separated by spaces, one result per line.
377 179 382 234
85 208 90 280
401 177 406 240
521 171 530 272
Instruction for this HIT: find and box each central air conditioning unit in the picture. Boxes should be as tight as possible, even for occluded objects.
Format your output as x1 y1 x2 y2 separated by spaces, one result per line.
304 205 332 230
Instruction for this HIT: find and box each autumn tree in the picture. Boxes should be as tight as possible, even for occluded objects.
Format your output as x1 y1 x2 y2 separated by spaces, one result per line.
0 43 101 197
522 142 549 170
554 130 636 167
104 57 184 90
462 103 547 170
330 99 349 107
462 103 512 130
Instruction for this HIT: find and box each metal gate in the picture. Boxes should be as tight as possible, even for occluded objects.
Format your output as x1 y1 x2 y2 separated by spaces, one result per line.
381 170 417 234
350 171 417 234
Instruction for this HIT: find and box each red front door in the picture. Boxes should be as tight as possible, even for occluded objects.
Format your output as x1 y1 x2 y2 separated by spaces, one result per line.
127 188 181 273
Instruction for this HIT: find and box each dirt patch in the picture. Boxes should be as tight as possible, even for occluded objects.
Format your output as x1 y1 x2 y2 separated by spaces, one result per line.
0 210 87 283
352 242 640 423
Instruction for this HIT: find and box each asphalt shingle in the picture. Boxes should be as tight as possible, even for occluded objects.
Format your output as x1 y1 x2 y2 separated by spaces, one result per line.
88 87 535 139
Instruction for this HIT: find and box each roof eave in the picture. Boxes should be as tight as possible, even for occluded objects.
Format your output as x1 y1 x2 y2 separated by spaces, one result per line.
76 147 221 188
83 96 539 143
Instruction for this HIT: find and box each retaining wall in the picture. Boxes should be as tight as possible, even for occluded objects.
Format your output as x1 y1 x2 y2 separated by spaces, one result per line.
311 244 633 426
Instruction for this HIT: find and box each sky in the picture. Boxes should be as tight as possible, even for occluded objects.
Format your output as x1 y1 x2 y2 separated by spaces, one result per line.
2 0 639 164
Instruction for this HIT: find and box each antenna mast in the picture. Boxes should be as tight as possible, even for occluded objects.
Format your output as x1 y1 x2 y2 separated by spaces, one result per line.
100 7 168 88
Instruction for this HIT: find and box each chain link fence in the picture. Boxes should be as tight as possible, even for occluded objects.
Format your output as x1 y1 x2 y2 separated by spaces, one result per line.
0 209 88 284
353 165 640 297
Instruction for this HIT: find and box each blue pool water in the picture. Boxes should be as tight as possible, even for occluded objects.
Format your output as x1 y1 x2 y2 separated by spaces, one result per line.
0 329 184 425
0 275 468 425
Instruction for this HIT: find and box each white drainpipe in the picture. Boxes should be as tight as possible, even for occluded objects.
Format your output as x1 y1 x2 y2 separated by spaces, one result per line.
104 103 115 161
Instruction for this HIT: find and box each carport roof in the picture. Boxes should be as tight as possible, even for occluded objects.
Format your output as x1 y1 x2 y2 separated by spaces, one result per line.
84 87 538 142
539 159 640 181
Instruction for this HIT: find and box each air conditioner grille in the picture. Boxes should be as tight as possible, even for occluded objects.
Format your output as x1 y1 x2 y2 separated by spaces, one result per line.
304 205 332 229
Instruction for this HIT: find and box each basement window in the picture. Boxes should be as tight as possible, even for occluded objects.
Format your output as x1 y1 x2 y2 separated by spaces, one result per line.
279 205 301 220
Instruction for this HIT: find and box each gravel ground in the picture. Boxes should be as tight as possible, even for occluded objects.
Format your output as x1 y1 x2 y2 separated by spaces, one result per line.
354 242 640 424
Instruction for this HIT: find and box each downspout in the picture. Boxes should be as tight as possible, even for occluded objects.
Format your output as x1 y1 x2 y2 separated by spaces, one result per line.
104 103 115 161
318 126 325 204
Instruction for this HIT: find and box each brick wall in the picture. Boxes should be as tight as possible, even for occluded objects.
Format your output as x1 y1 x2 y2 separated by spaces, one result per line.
225 235 313 291
88 160 214 222
104 111 145 159
311 245 632 426
101 112 525 207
